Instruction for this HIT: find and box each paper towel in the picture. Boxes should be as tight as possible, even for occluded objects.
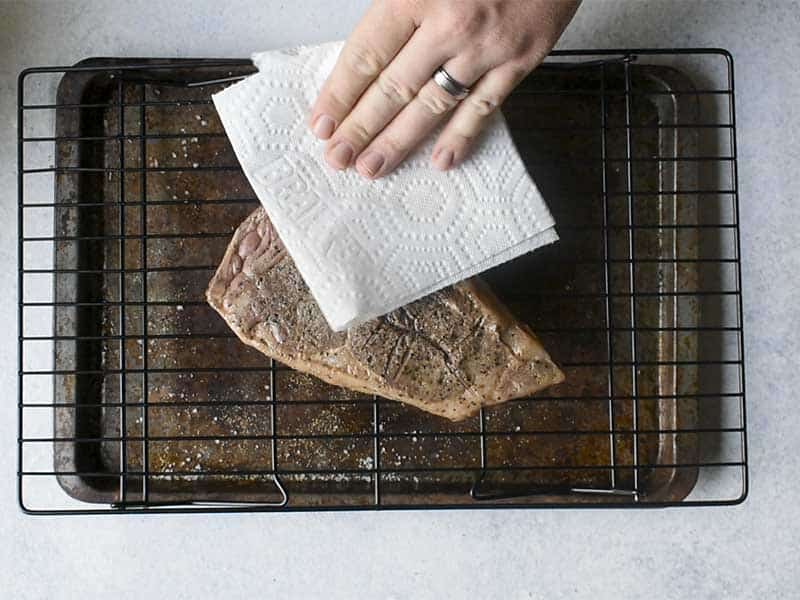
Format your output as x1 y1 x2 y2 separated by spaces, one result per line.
212 41 558 331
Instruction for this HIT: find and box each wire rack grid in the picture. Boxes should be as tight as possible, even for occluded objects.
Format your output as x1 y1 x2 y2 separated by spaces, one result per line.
17 49 747 513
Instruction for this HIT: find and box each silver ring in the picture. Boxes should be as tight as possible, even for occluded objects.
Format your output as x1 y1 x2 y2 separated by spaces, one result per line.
433 66 470 100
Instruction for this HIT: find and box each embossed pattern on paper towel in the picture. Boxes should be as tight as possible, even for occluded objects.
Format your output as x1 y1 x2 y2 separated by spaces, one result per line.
213 41 558 330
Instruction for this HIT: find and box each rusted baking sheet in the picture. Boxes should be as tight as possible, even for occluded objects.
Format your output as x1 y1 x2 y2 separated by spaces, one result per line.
52 58 700 508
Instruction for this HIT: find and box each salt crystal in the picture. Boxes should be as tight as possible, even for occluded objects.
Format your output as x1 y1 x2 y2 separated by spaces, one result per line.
200 120 208 127
195 115 202 120
176 305 184 311
171 152 177 159
192 163 199 169
190 137 198 143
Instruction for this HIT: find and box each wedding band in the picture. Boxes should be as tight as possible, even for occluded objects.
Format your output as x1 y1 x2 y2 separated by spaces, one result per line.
433 66 470 100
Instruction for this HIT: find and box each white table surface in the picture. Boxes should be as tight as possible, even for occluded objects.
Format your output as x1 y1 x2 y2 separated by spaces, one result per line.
2 1 798 598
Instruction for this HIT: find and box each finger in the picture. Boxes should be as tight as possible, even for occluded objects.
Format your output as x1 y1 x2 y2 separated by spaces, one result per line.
308 1 417 140
431 63 529 171
354 55 489 178
324 27 451 170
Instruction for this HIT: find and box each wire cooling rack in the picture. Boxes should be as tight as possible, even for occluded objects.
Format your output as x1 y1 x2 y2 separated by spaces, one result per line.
18 49 747 513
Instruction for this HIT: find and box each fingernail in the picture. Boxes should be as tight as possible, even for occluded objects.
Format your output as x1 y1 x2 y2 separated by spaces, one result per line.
312 114 336 139
327 141 354 169
358 151 385 178
433 149 454 171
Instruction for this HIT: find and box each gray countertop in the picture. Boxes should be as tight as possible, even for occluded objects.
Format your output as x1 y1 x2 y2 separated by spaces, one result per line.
2 1 798 598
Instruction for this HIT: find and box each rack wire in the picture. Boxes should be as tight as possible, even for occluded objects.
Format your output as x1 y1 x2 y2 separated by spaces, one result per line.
18 49 747 513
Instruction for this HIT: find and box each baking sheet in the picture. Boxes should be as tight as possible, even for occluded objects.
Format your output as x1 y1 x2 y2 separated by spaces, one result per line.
51 58 701 507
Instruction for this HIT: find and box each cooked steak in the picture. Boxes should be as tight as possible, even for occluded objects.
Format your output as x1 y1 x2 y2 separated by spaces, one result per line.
207 209 564 421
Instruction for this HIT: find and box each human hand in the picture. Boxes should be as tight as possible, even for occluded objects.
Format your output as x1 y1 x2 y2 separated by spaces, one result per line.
309 0 580 179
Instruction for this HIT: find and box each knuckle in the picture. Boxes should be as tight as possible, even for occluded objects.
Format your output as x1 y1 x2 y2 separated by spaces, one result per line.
449 6 486 38
386 0 422 25
325 86 351 112
377 71 416 105
485 27 533 59
377 133 404 156
509 31 537 57
344 120 373 145
467 94 500 117
344 42 384 78
417 87 458 116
